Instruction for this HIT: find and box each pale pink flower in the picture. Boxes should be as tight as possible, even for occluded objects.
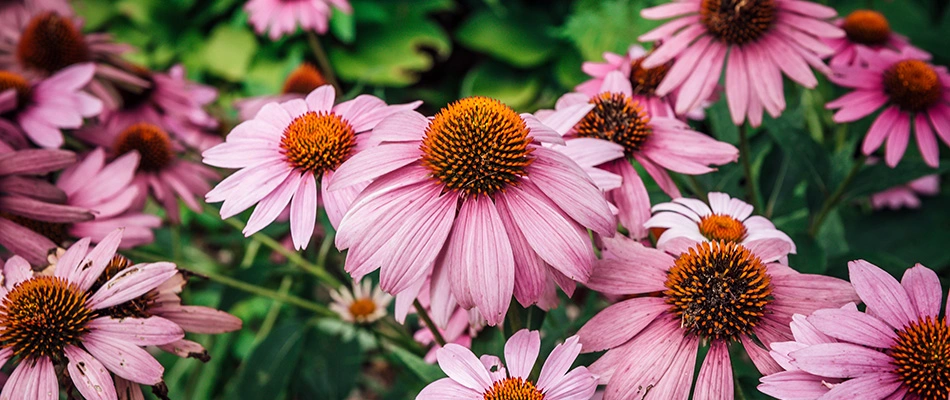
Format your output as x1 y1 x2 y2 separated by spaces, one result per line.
645 192 795 258
56 148 161 247
870 174 940 210
542 71 737 239
639 0 843 126
330 96 616 325
759 261 950 400
825 10 924 67
0 0 72 22
235 62 327 121
0 63 101 148
245 0 352 40
576 235 857 399
417 329 598 400
330 279 393 324
204 85 420 249
827 47 950 167
0 230 183 400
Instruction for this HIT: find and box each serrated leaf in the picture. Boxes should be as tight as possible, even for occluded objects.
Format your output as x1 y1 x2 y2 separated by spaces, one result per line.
202 25 259 81
456 10 557 68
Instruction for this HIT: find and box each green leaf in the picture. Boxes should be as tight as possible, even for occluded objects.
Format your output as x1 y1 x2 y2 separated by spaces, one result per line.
330 22 450 87
787 234 827 274
293 328 365 399
387 344 446 383
330 8 356 44
226 321 306 399
456 10 558 68
845 160 949 200
461 62 542 110
560 0 664 61
202 25 259 82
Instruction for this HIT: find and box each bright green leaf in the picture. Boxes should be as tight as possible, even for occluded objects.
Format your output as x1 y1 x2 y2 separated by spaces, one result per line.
456 10 558 68
202 25 259 82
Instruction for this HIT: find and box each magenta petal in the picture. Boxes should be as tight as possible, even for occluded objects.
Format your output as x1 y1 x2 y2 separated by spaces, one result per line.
83 331 164 385
537 336 583 390
900 264 942 319
3 256 33 290
87 262 178 310
64 345 119 400
807 308 897 349
495 200 548 308
504 330 541 380
88 316 185 346
758 371 832 399
790 343 892 378
848 260 917 330
436 344 492 392
0 355 58 400
693 341 733 400
157 305 243 334
820 372 902 399
416 377 480 399
157 339 208 360
608 160 652 239
327 143 422 190
604 318 697 400
576 297 667 353
527 147 615 235
289 171 318 249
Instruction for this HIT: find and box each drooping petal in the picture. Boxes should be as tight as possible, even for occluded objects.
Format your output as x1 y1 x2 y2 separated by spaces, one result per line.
64 345 119 400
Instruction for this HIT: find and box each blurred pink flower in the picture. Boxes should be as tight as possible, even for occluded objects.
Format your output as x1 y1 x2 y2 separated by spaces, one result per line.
759 261 950 400
827 47 950 167
825 10 924 67
245 0 352 40
235 62 327 121
0 230 182 400
204 85 420 249
639 0 843 126
645 192 795 258
394 277 486 363
576 236 857 399
0 63 101 148
330 96 615 325
56 148 161 247
541 71 737 239
417 329 598 400
871 174 940 210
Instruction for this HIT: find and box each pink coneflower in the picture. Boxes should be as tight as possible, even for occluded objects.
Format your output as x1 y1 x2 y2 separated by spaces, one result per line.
871 174 940 210
56 147 161 247
645 192 795 257
544 71 737 239
417 329 598 400
0 146 93 266
103 64 221 152
330 279 393 324
75 121 217 223
827 48 950 167
825 10 924 67
576 235 857 399
760 260 950 400
204 85 420 249
245 0 352 40
235 62 327 121
0 63 101 148
639 0 843 126
0 11 147 109
0 230 183 400
330 96 616 325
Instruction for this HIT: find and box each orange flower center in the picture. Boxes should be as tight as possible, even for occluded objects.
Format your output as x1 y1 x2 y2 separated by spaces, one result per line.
698 214 748 243
348 298 377 320
890 316 950 400
421 96 533 198
0 276 92 359
883 60 943 113
842 10 891 46
483 377 544 400
279 111 356 174
700 0 777 45
630 57 671 96
16 11 90 74
574 92 652 156
282 63 327 95
115 123 174 172
0 71 32 109
664 241 772 341
0 211 70 244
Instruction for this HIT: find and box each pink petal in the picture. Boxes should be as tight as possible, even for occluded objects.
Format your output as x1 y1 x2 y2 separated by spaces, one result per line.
304 85 336 112
576 297 667 352
0 355 58 400
3 256 33 290
496 199 549 307
366 110 428 144
326 143 421 190
88 316 184 346
71 229 123 291
789 342 892 378
243 171 302 235
848 260 917 330
900 263 942 320
914 114 940 167
416 377 480 399
83 331 164 385
807 308 896 348
64 345 119 400
693 341 733 400
436 344 492 392
528 147 615 235
884 112 911 167
819 372 902 399
87 262 178 310
289 171 318 249
158 305 243 334
504 330 541 380
862 107 901 155
537 336 583 390
608 160 652 239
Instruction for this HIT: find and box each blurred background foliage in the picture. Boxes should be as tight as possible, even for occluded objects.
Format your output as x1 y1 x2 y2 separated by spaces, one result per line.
72 0 950 398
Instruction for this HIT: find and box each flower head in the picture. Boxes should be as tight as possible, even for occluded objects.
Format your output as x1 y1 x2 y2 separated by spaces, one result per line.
204 85 420 249
639 0 843 126
416 329 598 400
827 48 950 167
871 174 940 210
826 10 925 67
235 62 327 121
245 0 352 40
759 261 950 400
645 192 795 258
331 96 615 325
330 279 392 324
576 235 857 399
0 229 182 400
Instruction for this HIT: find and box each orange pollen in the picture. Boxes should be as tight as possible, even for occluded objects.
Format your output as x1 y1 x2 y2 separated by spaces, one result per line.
842 10 891 46
664 241 773 341
282 63 327 95
883 60 943 113
0 71 32 108
114 123 174 172
0 211 69 245
698 214 748 243
279 111 356 174
630 57 671 96
348 298 377 320
420 96 533 198
482 377 544 400
890 316 950 400
0 276 92 360
574 92 652 156
700 0 777 45
16 11 90 74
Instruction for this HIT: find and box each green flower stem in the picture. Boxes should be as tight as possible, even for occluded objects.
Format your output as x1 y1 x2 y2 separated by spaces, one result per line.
738 124 761 210
414 300 447 347
306 31 341 93
808 155 866 237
